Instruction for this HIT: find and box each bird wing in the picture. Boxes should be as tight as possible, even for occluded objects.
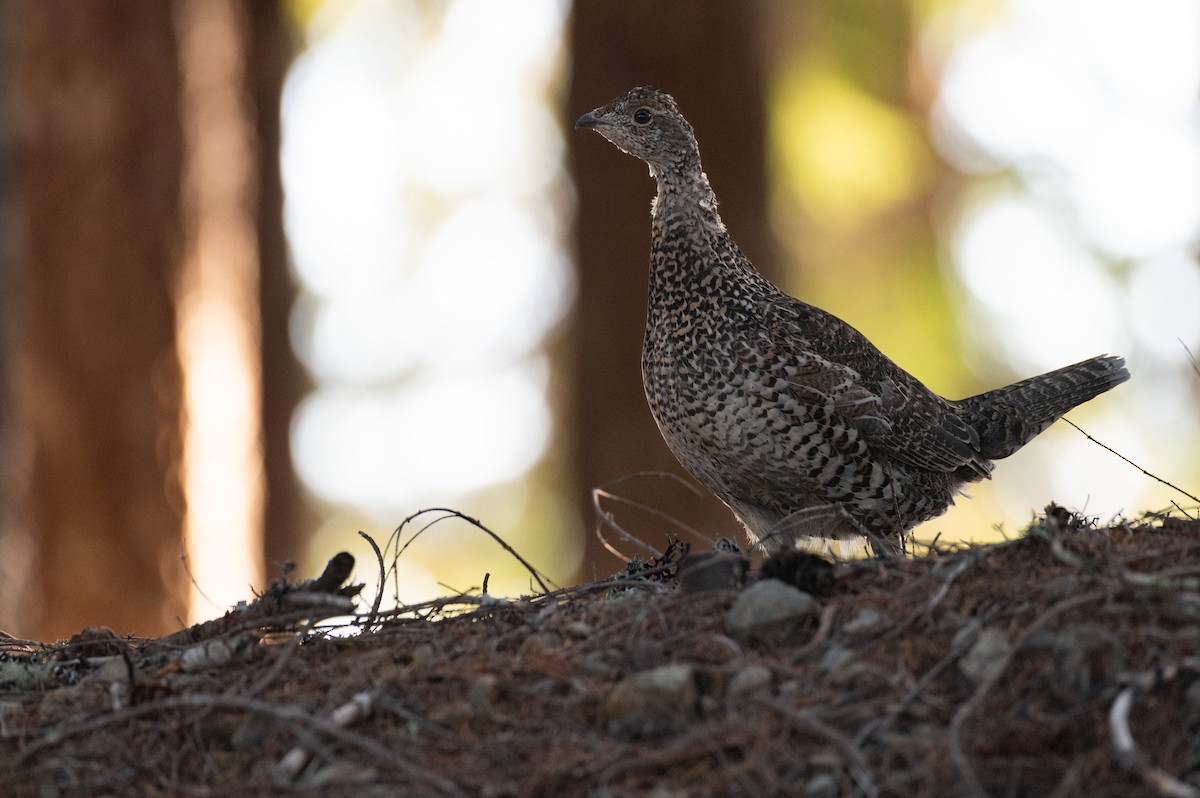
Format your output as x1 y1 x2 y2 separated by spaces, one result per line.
862 376 990 477
760 300 990 478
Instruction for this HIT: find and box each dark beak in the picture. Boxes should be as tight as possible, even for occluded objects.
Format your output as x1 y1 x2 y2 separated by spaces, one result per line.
574 110 603 129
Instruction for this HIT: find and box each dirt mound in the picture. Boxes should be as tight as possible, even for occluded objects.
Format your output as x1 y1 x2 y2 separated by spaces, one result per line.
3 507 1200 797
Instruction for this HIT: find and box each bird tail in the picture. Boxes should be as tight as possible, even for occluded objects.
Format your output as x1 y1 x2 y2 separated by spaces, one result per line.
957 355 1130 460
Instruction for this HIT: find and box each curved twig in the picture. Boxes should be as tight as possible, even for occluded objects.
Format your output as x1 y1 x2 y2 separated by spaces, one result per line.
357 530 387 633
391 508 552 595
1109 662 1200 798
591 471 715 560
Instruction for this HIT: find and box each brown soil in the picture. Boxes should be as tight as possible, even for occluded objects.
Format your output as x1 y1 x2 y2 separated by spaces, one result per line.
3 507 1200 797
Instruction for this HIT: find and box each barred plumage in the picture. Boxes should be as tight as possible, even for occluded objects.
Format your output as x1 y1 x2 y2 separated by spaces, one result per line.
576 87 1129 556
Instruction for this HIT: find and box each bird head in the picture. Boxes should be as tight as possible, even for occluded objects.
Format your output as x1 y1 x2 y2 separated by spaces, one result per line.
575 87 701 179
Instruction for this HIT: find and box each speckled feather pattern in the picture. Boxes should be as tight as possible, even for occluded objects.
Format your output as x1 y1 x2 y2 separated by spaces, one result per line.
577 87 1130 555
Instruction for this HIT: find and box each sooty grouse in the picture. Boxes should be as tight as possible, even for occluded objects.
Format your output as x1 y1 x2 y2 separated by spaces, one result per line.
575 86 1130 556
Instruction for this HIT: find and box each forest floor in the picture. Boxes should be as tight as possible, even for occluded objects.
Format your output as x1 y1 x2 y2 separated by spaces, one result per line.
2 506 1200 797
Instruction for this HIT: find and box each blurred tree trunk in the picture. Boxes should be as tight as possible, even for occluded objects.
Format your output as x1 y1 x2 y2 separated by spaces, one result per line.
0 1 294 640
246 3 308 576
568 3 774 575
3 1 189 639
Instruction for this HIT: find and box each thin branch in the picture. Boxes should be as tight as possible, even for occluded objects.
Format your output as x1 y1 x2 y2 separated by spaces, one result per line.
392 508 552 595
593 471 712 542
275 690 373 783
591 487 667 561
179 552 222 616
358 530 387 633
1064 419 1200 504
1181 339 1200 381
1170 501 1199 521
1109 663 1200 798
594 517 635 564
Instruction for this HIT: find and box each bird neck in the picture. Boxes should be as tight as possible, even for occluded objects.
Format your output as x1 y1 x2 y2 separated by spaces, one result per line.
647 164 769 314
650 163 723 231
645 160 780 319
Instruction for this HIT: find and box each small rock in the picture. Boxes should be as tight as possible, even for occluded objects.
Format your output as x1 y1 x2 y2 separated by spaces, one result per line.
804 772 838 798
82 656 133 684
600 663 698 723
958 627 1012 684
530 677 569 697
627 639 667 671
809 751 844 771
699 694 721 716
308 763 377 787
468 674 499 713
817 646 854 674
563 621 593 639
724 579 819 645
480 781 519 798
428 700 473 726
406 643 435 671
951 619 983 650
575 650 621 679
518 632 562 656
1187 680 1200 708
679 552 749 593
841 608 883 636
530 599 557 624
230 711 277 750
777 679 810 700
823 660 879 689
760 550 836 597
186 640 230 671
726 665 772 709
649 787 688 798
904 700 934 720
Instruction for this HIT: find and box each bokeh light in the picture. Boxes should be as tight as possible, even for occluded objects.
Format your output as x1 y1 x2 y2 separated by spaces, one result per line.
280 0 1199 591
281 0 577 602
923 0 1200 535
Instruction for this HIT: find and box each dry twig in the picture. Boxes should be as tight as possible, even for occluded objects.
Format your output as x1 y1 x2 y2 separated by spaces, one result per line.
1065 419 1200 505
391 508 552 595
1109 661 1200 798
947 587 1110 796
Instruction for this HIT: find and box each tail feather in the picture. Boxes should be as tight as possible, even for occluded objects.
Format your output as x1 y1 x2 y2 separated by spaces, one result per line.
956 355 1130 460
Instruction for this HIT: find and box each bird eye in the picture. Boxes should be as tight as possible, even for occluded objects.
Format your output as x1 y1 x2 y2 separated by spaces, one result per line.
633 108 652 125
